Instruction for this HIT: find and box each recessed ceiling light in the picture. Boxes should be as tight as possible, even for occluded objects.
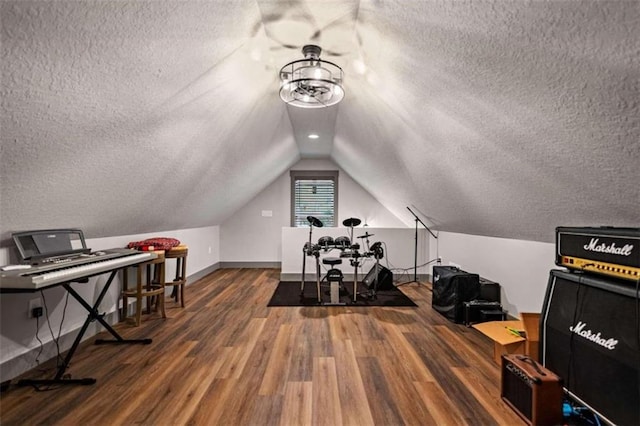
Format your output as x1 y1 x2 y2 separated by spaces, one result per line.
308 134 319 139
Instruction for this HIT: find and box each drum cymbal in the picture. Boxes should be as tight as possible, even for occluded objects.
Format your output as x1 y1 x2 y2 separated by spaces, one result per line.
342 217 361 227
358 232 375 239
307 216 324 228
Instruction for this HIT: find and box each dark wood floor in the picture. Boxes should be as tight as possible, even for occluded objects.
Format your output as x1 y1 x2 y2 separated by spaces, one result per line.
0 268 524 425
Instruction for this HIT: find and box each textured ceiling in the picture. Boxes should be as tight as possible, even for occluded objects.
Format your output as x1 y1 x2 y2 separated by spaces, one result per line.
1 0 638 244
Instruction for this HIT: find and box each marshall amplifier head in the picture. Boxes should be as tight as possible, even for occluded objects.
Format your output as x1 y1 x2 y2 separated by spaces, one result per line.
555 226 640 281
540 269 640 426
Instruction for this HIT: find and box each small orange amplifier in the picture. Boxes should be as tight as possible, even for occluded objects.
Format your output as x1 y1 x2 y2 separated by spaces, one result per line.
556 226 640 281
501 355 563 426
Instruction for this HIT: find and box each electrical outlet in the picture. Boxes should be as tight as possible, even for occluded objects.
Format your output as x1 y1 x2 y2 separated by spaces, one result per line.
208 246 212 254
32 307 43 318
28 298 42 319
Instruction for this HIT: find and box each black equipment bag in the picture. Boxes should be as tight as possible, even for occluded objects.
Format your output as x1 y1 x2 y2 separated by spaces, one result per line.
432 266 481 323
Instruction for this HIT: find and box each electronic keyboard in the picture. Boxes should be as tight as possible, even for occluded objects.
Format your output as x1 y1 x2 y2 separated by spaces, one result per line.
0 249 156 290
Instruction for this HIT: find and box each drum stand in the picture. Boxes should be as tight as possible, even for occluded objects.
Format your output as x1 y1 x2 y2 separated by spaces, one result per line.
300 244 322 303
350 253 366 303
301 216 324 303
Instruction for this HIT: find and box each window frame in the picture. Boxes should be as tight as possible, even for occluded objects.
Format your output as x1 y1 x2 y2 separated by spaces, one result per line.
290 170 339 227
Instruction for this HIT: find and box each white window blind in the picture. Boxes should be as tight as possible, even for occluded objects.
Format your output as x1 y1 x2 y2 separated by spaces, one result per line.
290 171 338 227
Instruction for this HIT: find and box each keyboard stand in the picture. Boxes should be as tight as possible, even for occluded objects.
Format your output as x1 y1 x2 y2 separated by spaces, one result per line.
16 270 152 388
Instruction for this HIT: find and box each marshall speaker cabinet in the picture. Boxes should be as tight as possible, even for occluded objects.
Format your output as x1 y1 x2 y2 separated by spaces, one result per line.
556 226 640 281
501 354 563 426
432 266 480 323
540 269 640 425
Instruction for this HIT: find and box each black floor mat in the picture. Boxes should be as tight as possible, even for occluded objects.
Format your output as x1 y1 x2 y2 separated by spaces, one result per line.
267 281 417 307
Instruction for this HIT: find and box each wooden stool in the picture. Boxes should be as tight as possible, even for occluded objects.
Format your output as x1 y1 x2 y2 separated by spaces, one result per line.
164 245 188 307
122 250 166 326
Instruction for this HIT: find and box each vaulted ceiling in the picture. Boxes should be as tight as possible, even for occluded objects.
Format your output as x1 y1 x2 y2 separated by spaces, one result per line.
1 0 638 243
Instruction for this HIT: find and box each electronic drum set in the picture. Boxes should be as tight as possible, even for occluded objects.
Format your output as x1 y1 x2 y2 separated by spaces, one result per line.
301 216 385 305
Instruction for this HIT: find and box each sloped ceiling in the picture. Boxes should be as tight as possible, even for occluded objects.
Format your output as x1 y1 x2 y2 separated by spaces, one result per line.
1 0 638 244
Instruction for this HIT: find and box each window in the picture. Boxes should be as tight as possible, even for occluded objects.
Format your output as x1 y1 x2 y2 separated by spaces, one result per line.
290 170 338 227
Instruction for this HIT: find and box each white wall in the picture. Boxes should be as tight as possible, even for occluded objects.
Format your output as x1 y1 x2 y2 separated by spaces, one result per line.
281 227 430 282
430 231 557 316
220 158 407 262
0 225 220 381
219 165 290 263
